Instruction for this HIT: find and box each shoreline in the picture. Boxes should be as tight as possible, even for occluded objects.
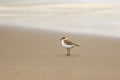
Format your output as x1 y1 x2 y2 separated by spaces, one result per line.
1 25 120 39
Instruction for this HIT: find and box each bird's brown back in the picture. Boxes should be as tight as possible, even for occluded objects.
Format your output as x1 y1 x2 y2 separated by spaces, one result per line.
64 40 79 46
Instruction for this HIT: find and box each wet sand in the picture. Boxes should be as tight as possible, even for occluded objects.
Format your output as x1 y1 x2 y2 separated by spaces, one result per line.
0 26 120 80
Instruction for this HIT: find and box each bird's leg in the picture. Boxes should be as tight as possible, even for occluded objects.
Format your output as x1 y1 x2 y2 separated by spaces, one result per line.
69 48 70 56
66 48 70 56
66 48 69 56
68 48 70 55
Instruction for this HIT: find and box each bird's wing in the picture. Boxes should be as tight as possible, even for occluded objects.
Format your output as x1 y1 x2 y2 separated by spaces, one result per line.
64 40 75 45
64 40 79 46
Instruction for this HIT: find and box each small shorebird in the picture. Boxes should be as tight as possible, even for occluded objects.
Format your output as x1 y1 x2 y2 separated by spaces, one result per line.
60 35 79 56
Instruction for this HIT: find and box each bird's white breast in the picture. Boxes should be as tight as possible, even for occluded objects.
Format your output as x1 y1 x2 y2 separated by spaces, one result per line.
61 40 74 48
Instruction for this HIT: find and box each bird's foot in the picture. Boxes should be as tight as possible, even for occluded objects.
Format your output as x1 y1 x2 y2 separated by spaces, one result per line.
66 54 70 56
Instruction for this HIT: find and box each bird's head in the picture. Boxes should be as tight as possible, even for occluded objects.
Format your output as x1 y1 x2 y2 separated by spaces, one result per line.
60 35 68 40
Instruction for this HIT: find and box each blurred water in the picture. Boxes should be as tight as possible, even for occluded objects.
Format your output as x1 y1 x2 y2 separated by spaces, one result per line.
0 0 120 5
0 4 120 37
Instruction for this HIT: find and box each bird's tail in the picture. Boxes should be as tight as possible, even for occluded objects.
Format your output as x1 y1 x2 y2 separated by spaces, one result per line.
75 44 79 46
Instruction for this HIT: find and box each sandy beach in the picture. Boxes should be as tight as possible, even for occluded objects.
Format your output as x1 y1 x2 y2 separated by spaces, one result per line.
0 26 120 80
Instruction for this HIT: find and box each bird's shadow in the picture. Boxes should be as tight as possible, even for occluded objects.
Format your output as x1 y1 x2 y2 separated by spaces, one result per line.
59 54 82 57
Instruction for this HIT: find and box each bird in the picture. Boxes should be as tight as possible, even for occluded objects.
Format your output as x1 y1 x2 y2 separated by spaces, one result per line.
60 35 79 56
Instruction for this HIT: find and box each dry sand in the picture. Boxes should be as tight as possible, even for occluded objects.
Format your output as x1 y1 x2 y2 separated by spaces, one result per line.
0 26 120 80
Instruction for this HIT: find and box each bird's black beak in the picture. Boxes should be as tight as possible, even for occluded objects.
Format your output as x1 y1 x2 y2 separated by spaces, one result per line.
60 38 62 40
